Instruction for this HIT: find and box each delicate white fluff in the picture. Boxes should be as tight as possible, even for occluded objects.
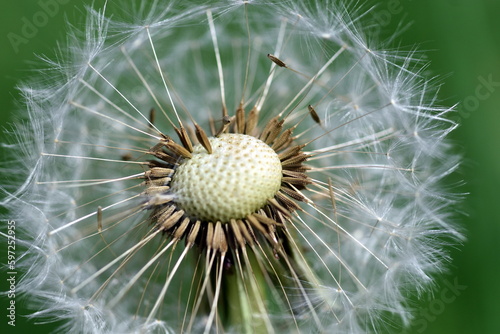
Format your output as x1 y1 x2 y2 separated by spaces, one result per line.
1 1 462 333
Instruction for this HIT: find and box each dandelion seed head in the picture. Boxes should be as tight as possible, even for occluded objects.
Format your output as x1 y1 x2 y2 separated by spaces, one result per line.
2 1 463 333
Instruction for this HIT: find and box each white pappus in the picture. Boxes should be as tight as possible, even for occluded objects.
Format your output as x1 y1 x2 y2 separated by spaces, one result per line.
1 1 463 333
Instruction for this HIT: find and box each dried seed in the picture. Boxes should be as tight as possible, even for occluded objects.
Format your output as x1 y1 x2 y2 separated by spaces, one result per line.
308 105 321 124
143 186 170 196
186 220 201 246
173 217 190 239
161 210 185 231
230 219 245 248
245 107 258 135
149 108 156 127
267 53 287 68
175 126 194 153
235 103 245 134
97 206 103 232
195 124 213 154
145 167 174 178
213 221 228 253
164 140 192 159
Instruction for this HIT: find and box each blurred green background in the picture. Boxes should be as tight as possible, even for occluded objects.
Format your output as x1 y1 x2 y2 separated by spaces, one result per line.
0 1 498 333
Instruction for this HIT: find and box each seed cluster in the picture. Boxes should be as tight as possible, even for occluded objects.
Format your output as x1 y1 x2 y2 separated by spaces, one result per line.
143 110 311 253
170 134 283 223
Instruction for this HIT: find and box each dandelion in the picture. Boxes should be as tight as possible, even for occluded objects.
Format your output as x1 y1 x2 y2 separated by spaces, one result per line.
2 1 462 333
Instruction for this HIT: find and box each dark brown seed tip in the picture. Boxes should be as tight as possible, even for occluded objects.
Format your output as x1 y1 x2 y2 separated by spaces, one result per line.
267 53 287 68
308 105 321 124
195 124 213 154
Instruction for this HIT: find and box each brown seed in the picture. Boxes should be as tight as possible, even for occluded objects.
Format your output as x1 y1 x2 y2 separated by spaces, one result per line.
148 141 166 154
264 120 284 145
161 210 185 231
143 177 171 187
282 176 311 186
275 192 302 212
279 144 306 161
238 220 254 246
149 108 156 127
230 219 245 248
187 220 201 246
145 167 174 178
164 140 192 159
155 205 175 219
259 116 279 141
121 153 133 161
175 126 194 153
267 198 292 217
149 151 178 165
308 105 321 124
195 124 213 154
267 54 287 68
279 186 307 202
272 128 293 151
253 212 281 226
214 221 228 253
173 217 190 240
281 153 309 166
282 169 309 179
235 103 245 134
143 186 170 196
245 107 258 135
97 206 103 232
246 214 268 235
156 205 175 222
